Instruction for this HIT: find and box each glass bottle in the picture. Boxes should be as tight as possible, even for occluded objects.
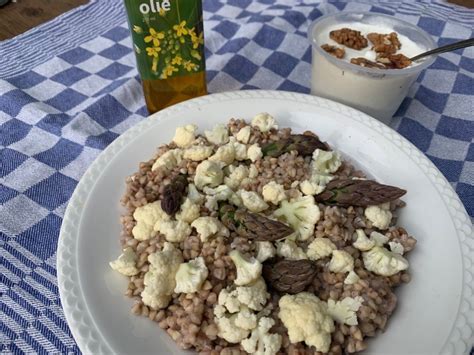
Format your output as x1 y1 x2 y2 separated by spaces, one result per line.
124 0 207 114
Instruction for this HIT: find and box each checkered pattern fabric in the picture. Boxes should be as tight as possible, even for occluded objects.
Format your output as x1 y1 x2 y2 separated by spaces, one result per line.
0 0 473 353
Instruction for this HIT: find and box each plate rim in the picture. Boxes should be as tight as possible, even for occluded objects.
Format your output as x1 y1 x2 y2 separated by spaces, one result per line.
57 90 473 355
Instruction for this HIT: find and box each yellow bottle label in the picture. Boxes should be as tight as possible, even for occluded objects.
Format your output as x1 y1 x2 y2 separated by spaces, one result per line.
124 0 205 80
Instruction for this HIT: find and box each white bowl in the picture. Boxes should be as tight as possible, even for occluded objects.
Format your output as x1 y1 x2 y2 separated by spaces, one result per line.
309 12 436 124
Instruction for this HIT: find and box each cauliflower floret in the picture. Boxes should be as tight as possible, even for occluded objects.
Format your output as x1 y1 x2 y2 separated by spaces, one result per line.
365 203 392 230
276 239 307 260
327 296 364 326
151 149 183 172
205 124 229 145
307 237 336 260
247 144 263 162
311 149 342 174
229 137 248 161
352 229 375 251
236 126 251 144
191 216 228 242
370 231 389 246
248 164 259 178
187 183 205 204
175 198 200 223
141 243 183 309
238 190 269 213
204 185 234 210
183 145 213 161
214 304 227 319
218 278 269 313
194 160 224 189
300 180 324 196
235 307 258 330
173 124 197 148
363 246 409 276
389 241 404 255
278 292 334 353
205 183 232 199
235 278 269 311
154 220 191 243
229 250 262 286
328 250 354 273
251 113 277 132
255 241 276 263
300 173 334 196
132 201 170 241
218 288 241 314
240 164 259 187
109 247 139 276
215 278 270 344
174 257 208 294
273 196 320 241
262 181 286 205
229 192 243 207
241 317 282 355
209 143 235 165
224 165 249 190
344 270 360 285
214 311 250 343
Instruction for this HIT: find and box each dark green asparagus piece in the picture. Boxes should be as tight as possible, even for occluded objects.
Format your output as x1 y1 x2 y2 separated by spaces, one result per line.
261 134 328 157
262 259 317 294
161 174 188 215
219 204 293 241
315 178 406 207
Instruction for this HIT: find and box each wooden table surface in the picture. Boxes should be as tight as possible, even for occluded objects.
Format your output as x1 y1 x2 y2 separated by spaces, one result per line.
0 0 89 41
0 0 472 41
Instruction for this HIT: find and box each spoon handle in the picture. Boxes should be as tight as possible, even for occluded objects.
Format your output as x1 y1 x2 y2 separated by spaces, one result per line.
410 38 474 61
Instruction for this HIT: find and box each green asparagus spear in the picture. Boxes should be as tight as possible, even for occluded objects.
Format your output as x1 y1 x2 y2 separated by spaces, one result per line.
161 174 188 215
315 178 406 207
219 204 293 241
262 259 317 294
261 134 328 157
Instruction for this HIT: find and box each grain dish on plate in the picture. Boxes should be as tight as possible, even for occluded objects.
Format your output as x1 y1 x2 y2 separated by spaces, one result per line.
110 113 417 354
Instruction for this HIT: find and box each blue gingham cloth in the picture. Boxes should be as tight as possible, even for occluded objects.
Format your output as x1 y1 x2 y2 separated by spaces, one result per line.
0 0 473 353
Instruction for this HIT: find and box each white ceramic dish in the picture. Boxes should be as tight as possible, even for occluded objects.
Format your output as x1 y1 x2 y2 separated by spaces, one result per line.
309 12 436 123
57 90 473 355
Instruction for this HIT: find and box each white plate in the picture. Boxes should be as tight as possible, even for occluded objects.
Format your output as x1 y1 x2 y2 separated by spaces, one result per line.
57 90 473 355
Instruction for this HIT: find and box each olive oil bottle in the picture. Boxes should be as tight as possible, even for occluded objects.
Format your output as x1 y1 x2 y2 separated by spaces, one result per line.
124 0 207 114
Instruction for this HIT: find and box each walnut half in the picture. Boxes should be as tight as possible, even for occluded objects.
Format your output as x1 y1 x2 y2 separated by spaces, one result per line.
377 54 412 69
329 28 368 50
321 44 346 59
350 57 387 69
367 32 402 56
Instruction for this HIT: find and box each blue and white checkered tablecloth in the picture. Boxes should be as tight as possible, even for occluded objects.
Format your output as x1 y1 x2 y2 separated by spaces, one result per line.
0 0 473 353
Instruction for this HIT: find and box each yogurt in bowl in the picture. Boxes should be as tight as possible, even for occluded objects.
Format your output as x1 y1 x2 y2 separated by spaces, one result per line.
308 12 436 124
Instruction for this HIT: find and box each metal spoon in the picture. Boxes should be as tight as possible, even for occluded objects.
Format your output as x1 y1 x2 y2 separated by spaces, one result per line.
410 38 474 61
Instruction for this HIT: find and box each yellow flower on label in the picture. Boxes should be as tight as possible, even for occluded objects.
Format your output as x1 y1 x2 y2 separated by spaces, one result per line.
191 50 202 60
161 64 179 79
173 21 188 37
152 57 158 73
146 46 161 58
188 27 196 37
191 32 204 49
159 8 166 16
172 55 183 65
183 60 198 72
145 28 165 47
133 25 143 34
